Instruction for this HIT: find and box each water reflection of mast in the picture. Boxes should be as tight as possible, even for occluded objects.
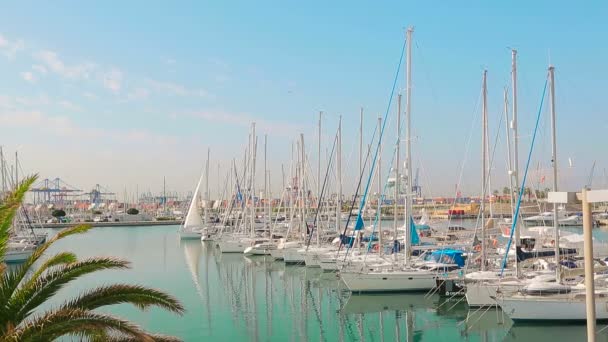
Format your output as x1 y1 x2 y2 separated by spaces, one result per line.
305 280 326 341
405 309 414 342
301 278 309 341
203 243 213 334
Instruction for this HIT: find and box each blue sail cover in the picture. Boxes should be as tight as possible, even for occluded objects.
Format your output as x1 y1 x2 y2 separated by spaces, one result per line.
410 216 420 245
354 213 365 231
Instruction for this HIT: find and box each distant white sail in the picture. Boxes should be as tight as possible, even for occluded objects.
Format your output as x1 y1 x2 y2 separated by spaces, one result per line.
183 173 205 230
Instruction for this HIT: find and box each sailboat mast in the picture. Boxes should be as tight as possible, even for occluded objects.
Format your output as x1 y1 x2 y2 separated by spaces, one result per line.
300 133 306 235
548 66 560 282
377 116 382 253
404 27 413 267
511 50 522 277
251 123 257 237
15 151 18 187
481 70 488 271
317 112 322 246
359 107 363 178
394 93 401 260
336 116 342 233
264 134 269 237
205 148 210 224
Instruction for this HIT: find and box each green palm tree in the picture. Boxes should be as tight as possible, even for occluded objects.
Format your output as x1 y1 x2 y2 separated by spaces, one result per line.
0 175 184 341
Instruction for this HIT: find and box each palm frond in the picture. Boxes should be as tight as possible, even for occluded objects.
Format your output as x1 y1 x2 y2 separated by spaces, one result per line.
5 308 152 341
5 257 130 326
93 333 183 342
0 175 38 261
62 284 185 315
30 252 77 281
25 224 91 268
0 225 91 323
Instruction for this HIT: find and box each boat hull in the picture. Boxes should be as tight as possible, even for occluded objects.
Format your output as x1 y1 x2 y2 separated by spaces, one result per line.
341 271 436 293
180 231 202 240
283 249 305 265
218 241 248 253
499 295 608 321
269 249 284 260
5 249 34 263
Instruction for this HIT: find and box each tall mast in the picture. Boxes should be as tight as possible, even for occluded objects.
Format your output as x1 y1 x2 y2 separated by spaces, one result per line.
503 89 515 217
481 69 488 271
163 176 166 214
548 66 560 282
300 133 306 236
14 151 18 187
317 111 322 246
359 107 363 178
404 27 414 267
504 87 519 276
264 134 269 236
205 148 210 224
336 116 342 233
377 116 383 253
394 94 401 261
511 50 521 276
251 123 257 237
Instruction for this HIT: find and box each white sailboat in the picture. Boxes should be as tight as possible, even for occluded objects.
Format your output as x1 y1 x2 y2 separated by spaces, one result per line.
180 171 205 239
341 28 455 293
494 66 608 321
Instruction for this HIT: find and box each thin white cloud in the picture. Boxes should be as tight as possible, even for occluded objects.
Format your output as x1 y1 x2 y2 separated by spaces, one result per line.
34 50 97 80
21 71 36 83
57 100 81 112
127 87 150 100
174 110 305 137
147 79 210 98
0 33 25 60
32 64 48 74
83 92 98 100
103 68 123 93
165 58 176 65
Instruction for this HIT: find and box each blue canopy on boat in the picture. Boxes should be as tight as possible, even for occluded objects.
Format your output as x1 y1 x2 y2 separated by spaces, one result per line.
429 249 465 267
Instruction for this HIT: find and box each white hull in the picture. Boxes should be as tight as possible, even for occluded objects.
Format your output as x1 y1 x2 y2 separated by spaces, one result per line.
269 249 284 260
466 283 500 307
243 245 276 256
341 270 437 293
5 249 34 263
304 253 321 268
218 240 249 253
283 249 305 265
499 294 608 321
180 231 202 240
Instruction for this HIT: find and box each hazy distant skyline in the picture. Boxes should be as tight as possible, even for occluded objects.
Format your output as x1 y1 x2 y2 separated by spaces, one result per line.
1 1 607 198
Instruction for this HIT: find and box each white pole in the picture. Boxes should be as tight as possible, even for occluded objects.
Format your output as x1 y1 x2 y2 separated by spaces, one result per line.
377 115 383 253
337 116 342 233
359 107 363 178
582 188 596 342
318 111 322 246
481 69 488 271
511 49 522 277
205 148 210 224
394 93 401 260
548 66 561 282
404 27 413 267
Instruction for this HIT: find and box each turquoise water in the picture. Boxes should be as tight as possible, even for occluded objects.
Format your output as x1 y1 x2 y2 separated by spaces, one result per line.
37 225 607 341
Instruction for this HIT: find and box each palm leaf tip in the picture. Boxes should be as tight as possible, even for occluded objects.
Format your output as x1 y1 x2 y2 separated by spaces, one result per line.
65 284 185 315
8 308 153 341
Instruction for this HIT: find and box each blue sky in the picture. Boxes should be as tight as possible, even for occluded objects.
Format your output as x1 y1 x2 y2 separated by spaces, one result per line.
0 1 606 196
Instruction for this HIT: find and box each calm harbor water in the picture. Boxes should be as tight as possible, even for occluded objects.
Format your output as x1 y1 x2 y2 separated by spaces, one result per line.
38 224 608 341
